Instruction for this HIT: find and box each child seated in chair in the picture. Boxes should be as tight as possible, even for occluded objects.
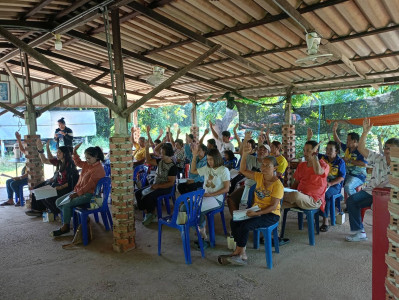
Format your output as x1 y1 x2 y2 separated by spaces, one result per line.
190 146 230 248
52 144 105 237
218 144 283 266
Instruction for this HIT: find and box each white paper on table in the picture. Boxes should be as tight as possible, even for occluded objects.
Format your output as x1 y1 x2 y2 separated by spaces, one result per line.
229 169 239 179
33 185 58 200
283 188 298 193
233 205 260 221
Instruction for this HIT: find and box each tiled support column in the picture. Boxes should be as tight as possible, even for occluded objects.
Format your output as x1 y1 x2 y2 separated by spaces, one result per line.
133 128 141 143
190 125 199 143
24 135 44 209
387 149 399 299
109 136 135 253
282 125 295 187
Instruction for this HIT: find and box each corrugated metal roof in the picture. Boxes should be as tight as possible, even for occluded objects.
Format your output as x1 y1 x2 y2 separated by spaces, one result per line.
0 0 398 109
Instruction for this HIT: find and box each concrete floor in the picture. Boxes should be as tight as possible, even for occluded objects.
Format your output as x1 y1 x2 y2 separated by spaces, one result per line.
0 187 372 300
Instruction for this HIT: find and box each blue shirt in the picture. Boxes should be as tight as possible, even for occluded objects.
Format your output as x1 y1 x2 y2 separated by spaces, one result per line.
190 155 207 183
341 143 367 181
184 144 193 162
319 154 346 188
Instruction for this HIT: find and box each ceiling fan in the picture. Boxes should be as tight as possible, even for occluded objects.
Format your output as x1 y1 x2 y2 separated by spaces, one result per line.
146 66 166 87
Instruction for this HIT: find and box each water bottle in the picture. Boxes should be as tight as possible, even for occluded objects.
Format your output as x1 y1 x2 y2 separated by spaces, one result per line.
90 196 98 209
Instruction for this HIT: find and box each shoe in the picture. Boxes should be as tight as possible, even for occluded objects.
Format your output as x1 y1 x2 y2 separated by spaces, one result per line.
142 213 155 226
14 202 21 207
320 224 329 232
345 231 367 242
50 228 70 237
271 237 290 247
226 255 247 266
0 201 13 206
195 239 210 250
25 210 42 217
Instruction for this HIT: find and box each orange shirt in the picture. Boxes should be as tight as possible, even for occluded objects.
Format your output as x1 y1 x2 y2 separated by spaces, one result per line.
73 154 105 196
294 159 329 211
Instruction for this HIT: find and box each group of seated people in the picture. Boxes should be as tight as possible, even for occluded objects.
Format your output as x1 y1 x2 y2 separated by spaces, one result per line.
2 117 397 263
2 132 106 237
130 117 398 265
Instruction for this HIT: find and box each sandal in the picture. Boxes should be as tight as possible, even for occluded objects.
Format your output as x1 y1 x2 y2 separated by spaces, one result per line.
50 228 70 237
226 255 247 266
320 224 329 232
218 254 233 265
0 201 14 206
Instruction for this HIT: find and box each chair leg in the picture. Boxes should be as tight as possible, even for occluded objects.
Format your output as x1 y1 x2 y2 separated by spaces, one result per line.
273 226 279 254
73 210 79 233
101 211 110 231
81 214 89 246
220 211 227 236
196 226 205 258
164 197 171 215
330 198 336 226
181 228 191 264
157 197 163 219
264 229 273 269
315 212 320 235
298 212 304 230
253 230 260 249
207 214 216 248
94 212 99 223
280 209 289 238
106 208 113 229
158 223 162 256
306 212 315 246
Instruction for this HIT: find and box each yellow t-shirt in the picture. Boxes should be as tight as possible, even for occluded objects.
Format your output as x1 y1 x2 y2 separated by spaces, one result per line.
253 172 284 216
275 155 288 177
133 142 146 162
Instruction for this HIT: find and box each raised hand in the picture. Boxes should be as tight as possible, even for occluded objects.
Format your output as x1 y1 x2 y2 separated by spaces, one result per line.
73 142 82 153
307 128 313 140
244 130 252 141
311 141 322 155
234 123 239 131
192 144 199 156
159 128 164 136
362 118 373 133
15 131 21 141
204 128 210 135
243 143 252 155
332 121 338 132
146 125 151 132
46 140 50 148
208 120 214 127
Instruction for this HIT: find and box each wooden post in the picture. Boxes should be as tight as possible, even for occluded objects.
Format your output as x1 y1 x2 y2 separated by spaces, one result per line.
23 53 37 135
109 9 135 253
282 88 295 186
284 92 292 125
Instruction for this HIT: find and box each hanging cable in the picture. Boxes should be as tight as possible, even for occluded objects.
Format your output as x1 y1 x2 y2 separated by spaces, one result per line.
102 6 116 103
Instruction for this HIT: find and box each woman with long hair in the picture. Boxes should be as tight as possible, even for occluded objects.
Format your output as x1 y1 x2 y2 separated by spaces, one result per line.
52 143 105 236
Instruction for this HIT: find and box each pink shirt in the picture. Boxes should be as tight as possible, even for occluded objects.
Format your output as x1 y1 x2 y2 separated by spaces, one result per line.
73 154 105 196
294 159 329 211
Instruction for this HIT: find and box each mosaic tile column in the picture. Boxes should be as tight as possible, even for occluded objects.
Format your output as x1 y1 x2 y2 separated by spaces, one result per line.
24 134 44 209
281 125 295 187
386 147 399 298
190 125 199 144
109 135 135 253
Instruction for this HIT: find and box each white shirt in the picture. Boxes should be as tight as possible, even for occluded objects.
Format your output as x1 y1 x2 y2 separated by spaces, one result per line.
217 138 235 153
363 150 391 195
197 165 230 202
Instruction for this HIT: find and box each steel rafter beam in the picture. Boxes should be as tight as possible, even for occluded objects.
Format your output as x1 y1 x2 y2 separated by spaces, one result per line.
123 44 222 116
141 0 348 55
21 0 54 20
127 1 292 86
0 26 122 115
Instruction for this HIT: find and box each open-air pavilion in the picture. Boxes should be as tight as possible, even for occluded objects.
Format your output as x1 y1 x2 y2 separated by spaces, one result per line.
0 0 398 299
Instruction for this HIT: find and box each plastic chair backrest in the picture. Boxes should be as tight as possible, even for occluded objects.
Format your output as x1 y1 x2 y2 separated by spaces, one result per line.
94 177 111 207
247 184 257 208
103 162 111 177
133 165 148 180
170 189 205 226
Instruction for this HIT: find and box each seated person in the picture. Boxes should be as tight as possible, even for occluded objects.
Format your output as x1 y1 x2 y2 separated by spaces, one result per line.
184 133 195 163
135 141 177 226
177 144 208 195
346 118 398 242
53 144 105 236
223 150 236 170
209 120 234 152
25 140 79 217
207 138 218 151
218 144 283 266
227 131 270 216
169 129 185 178
1 132 28 206
333 122 367 196
283 141 329 213
190 147 230 247
130 127 146 166
270 141 288 180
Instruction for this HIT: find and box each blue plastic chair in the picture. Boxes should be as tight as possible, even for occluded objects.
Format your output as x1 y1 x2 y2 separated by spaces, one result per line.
158 189 206 264
280 205 320 246
103 160 111 176
206 194 228 248
73 177 112 245
156 183 176 219
133 165 148 190
247 184 280 269
328 193 343 226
